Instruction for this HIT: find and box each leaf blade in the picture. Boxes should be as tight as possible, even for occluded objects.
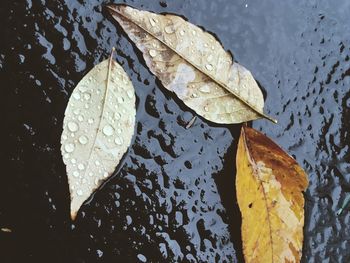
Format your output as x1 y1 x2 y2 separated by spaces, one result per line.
107 4 277 124
236 126 308 262
61 54 136 220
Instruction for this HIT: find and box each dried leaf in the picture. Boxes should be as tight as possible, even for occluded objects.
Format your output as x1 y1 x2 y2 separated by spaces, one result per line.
107 5 276 124
61 52 136 220
236 126 308 263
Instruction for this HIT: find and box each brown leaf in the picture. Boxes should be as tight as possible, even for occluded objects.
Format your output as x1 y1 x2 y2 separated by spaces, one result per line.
107 5 276 124
236 126 308 262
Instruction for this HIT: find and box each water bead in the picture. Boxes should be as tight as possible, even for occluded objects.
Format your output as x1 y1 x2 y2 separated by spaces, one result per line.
127 90 134 99
72 92 81 100
164 25 175 34
199 85 210 93
67 121 79 132
205 64 213 71
79 135 88 145
149 17 157 27
114 112 121 120
149 49 157 57
64 143 75 153
103 125 114 136
84 93 91 100
117 97 124 104
115 137 123 145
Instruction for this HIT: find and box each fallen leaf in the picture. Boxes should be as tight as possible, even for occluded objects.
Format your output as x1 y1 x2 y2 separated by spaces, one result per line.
107 5 276 124
236 126 308 263
61 50 136 220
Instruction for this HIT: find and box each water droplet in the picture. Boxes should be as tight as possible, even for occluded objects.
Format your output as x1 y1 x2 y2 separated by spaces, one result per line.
103 125 114 136
199 85 210 93
115 137 123 145
78 115 84 122
62 134 68 140
117 97 124 104
117 128 122 134
94 178 99 185
78 163 85 170
84 93 91 100
79 85 88 92
84 104 89 109
95 160 100 166
96 89 101 94
79 135 88 145
192 30 196 36
64 153 70 159
149 17 157 26
89 172 93 177
114 112 121 120
73 171 79 177
103 172 108 178
191 93 198 98
73 109 80 115
72 92 81 100
207 54 213 62
165 25 175 34
137 254 147 263
204 106 209 112
77 189 83 196
88 118 94 124
205 64 213 71
179 30 185 36
71 158 76 164
67 121 79 132
64 143 75 153
127 90 134 99
149 49 157 57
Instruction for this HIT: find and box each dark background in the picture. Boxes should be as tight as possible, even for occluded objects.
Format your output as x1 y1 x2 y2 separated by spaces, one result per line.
1 0 350 262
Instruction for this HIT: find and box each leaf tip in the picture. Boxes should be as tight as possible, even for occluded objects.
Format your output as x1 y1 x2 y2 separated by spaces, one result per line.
106 3 126 15
70 211 77 221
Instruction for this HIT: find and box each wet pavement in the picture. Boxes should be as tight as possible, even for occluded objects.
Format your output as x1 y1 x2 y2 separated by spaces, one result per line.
1 0 350 262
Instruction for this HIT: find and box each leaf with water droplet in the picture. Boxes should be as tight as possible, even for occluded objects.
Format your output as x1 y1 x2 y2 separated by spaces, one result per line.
107 5 276 124
236 126 308 262
60 50 136 220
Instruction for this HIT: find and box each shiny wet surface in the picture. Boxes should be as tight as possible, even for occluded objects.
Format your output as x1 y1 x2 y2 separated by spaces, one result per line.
1 0 350 262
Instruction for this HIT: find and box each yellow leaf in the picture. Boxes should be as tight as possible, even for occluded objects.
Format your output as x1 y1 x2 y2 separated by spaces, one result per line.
61 51 136 220
107 5 276 124
236 126 308 263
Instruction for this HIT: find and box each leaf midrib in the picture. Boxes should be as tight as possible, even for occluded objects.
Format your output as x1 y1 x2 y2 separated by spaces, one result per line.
107 5 277 123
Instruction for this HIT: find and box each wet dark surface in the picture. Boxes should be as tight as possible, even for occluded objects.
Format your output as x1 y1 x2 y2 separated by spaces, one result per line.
1 0 350 262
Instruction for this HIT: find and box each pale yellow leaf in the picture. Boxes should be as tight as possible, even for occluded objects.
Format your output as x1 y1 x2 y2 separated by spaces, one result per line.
61 54 136 220
236 126 308 263
107 4 276 124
